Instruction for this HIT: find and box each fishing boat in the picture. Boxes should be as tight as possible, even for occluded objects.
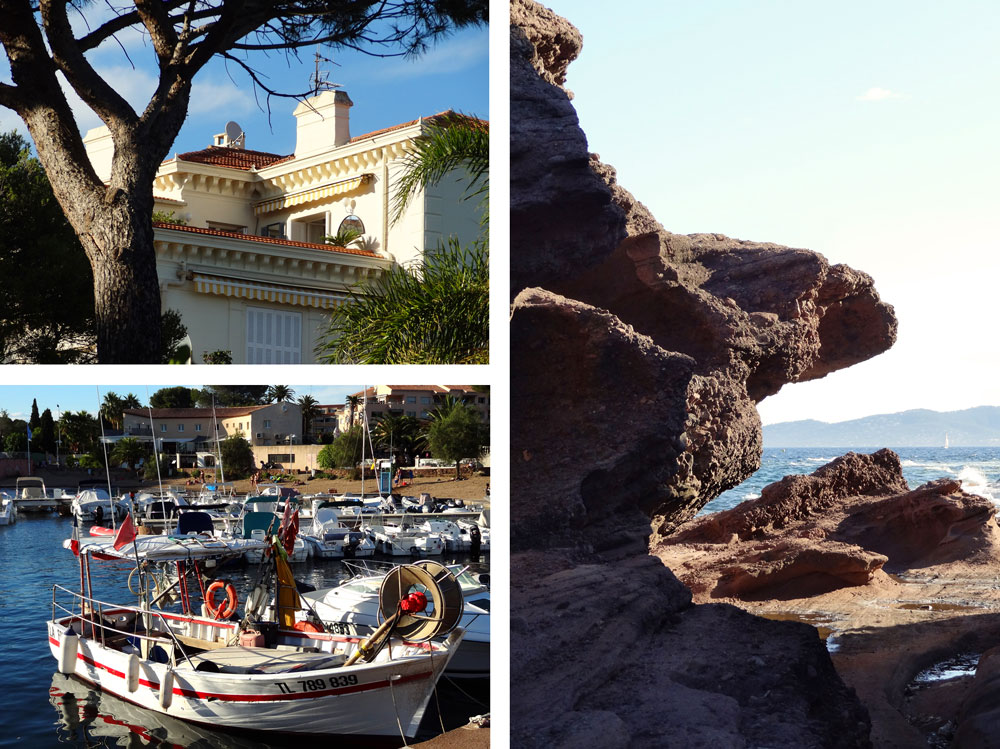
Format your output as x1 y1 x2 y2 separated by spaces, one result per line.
48 520 464 742
303 560 490 679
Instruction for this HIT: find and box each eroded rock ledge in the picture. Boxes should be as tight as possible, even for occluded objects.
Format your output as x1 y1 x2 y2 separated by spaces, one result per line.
511 0 897 746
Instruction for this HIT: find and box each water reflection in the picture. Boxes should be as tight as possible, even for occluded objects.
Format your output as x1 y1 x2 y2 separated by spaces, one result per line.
50 672 274 748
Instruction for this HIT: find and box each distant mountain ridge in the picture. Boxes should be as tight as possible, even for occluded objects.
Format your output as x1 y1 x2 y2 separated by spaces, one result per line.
763 406 1000 447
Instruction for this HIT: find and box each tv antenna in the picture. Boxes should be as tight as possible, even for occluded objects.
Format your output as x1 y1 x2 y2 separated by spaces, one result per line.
312 51 343 95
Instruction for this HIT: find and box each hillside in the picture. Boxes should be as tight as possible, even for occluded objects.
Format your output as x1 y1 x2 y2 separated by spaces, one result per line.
763 406 1000 447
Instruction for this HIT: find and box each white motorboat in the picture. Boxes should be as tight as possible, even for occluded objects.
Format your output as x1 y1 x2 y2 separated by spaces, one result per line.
0 492 17 525
363 521 445 557
303 561 490 679
12 476 57 512
302 505 376 559
48 540 464 742
71 486 129 524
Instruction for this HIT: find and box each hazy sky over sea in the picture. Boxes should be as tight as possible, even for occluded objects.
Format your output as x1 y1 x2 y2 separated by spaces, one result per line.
542 0 1000 425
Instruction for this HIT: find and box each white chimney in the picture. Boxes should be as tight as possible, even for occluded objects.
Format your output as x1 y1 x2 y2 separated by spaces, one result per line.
82 125 114 182
293 90 353 158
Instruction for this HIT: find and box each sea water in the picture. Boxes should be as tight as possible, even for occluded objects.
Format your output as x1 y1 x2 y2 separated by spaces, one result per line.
0 514 488 748
701 446 1000 515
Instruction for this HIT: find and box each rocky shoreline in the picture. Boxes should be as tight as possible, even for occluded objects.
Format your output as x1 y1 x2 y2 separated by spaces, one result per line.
657 449 1000 746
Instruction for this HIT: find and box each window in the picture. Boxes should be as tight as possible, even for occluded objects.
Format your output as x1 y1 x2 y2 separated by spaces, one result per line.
407 411 416 417
195 424 202 432
159 424 167 433
207 221 246 234
268 454 294 464
247 308 302 364
264 420 271 428
421 397 431 405
407 396 416 403
292 213 327 244
177 424 185 432
261 223 285 238
338 214 365 236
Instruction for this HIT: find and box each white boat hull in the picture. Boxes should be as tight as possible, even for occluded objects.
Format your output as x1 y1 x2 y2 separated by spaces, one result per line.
48 615 460 739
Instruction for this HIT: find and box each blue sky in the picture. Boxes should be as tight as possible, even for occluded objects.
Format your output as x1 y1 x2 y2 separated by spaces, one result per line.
542 0 1000 424
0 15 488 157
0 385 363 422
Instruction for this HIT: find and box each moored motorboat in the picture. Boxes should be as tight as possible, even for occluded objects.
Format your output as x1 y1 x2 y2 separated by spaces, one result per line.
303 505 376 559
0 492 17 525
362 521 445 557
12 476 57 512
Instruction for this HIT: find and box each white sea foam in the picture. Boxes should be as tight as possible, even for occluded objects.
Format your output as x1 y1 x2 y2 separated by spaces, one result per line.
958 466 996 503
744 493 761 501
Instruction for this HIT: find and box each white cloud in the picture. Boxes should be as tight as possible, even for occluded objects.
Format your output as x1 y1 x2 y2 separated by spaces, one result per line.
187 79 255 117
857 86 907 102
360 32 487 81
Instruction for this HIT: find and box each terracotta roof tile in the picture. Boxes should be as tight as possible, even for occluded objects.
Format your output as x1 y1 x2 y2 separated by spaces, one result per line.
152 223 380 258
176 146 293 170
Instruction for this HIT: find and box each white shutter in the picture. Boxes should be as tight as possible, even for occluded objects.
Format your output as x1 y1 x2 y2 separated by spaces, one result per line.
247 307 301 364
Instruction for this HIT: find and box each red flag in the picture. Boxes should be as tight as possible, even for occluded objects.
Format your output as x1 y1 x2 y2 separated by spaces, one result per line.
70 514 80 556
113 513 137 550
282 510 299 556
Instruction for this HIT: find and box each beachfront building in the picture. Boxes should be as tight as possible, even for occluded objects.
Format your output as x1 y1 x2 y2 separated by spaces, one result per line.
120 403 303 455
340 385 491 430
83 90 483 364
310 404 345 443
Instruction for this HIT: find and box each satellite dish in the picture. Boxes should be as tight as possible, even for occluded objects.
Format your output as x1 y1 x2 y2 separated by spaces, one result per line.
225 121 243 141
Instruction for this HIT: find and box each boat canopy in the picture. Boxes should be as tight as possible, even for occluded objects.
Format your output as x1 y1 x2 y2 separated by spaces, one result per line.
65 535 267 562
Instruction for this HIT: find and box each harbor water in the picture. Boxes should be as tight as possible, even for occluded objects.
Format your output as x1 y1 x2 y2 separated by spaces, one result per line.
0 511 488 748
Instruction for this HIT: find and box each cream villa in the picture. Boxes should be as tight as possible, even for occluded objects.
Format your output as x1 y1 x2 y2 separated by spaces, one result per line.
84 90 483 363
115 404 304 469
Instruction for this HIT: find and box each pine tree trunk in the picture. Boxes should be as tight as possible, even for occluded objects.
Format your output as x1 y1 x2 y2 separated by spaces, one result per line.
78 193 162 363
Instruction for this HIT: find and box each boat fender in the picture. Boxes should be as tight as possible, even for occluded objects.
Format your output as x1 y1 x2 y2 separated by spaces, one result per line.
57 628 79 675
159 668 174 708
126 652 141 692
205 580 239 620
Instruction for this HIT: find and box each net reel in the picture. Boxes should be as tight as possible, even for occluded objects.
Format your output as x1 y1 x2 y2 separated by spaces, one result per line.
347 561 464 665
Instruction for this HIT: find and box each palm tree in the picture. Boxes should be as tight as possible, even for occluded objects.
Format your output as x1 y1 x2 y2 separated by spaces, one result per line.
390 114 489 227
100 392 124 430
61 410 98 453
315 238 488 364
266 385 295 403
345 394 363 430
372 414 422 466
298 395 319 443
110 436 148 476
122 393 142 410
316 115 489 365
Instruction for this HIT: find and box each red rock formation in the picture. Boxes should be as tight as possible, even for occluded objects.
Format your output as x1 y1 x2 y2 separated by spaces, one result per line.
657 450 1000 600
509 1 893 746
510 4 896 541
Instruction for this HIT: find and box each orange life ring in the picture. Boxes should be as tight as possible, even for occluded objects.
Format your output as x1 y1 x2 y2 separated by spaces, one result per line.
205 580 239 620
